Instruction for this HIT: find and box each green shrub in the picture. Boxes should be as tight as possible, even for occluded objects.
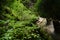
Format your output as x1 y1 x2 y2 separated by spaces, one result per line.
0 0 52 40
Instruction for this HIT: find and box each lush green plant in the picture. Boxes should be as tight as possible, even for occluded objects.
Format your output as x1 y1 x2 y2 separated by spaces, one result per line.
0 0 52 40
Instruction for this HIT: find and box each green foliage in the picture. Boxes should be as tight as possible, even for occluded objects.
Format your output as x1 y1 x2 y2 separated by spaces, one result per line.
0 0 15 6
21 0 37 8
0 0 52 40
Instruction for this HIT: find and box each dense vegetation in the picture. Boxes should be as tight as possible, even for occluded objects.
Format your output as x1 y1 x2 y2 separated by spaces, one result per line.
0 0 53 40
